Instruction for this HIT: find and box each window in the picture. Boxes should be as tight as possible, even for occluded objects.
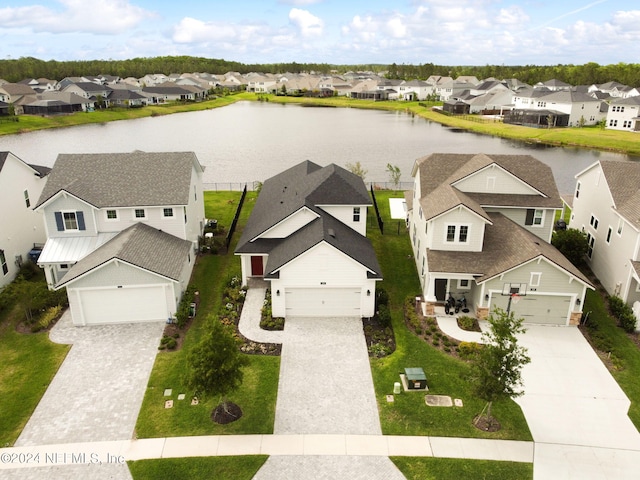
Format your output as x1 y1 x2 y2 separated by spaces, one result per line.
590 215 599 230
55 211 85 231
353 207 361 222
24 190 30 208
530 272 541 287
163 208 174 217
618 218 624 235
446 225 456 242
421 256 425 276
135 209 145 219
458 279 470 289
412 225 417 245
106 210 117 220
419 207 422 219
0 250 7 275
606 227 612 244
575 181 581 198
587 233 595 259
60 264 68 270
63 212 78 230
525 209 544 226
459 225 469 242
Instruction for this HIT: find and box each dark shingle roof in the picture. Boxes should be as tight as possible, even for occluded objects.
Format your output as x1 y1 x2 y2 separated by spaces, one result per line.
56 223 192 287
263 211 381 278
427 213 592 285
237 160 371 246
35 151 202 208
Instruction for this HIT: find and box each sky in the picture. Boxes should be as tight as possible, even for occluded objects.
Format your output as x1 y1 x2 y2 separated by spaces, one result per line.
1 0 639 66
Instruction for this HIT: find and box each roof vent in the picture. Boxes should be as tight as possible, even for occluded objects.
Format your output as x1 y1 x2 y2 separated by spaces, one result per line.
328 228 336 238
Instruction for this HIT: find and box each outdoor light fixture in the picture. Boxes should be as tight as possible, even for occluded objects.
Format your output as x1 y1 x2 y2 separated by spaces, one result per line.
367 290 371 296
485 294 489 301
576 298 581 306
276 290 280 296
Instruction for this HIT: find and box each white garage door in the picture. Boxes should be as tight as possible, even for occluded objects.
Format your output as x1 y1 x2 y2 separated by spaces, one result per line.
285 288 361 317
491 294 571 325
76 285 169 325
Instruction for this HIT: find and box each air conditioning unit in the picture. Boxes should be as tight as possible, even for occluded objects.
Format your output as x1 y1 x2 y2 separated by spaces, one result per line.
14 254 23 267
615 282 622 296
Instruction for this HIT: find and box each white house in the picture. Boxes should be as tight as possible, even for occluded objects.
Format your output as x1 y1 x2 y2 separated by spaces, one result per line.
570 160 640 311
235 161 382 318
34 151 205 326
407 153 593 326
0 152 50 289
605 97 640 132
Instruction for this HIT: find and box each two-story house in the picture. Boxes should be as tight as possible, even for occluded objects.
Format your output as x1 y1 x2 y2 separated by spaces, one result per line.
235 161 382 318
570 160 640 317
407 153 592 326
605 97 640 132
0 152 50 289
34 151 205 326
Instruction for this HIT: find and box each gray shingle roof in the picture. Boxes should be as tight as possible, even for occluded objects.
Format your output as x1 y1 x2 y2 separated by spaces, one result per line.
35 151 202 208
427 213 592 286
599 160 640 229
414 153 562 221
0 151 49 177
236 160 371 247
56 222 192 287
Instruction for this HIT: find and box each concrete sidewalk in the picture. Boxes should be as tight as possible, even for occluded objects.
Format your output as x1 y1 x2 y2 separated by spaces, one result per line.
238 281 284 344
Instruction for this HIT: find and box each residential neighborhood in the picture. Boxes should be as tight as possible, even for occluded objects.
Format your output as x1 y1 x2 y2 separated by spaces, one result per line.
1 71 639 131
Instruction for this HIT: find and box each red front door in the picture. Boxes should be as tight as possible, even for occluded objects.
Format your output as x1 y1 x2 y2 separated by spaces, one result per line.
250 256 263 276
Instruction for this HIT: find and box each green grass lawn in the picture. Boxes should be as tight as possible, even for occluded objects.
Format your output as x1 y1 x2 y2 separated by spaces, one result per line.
368 190 532 441
134 191 280 438
128 456 268 480
391 457 533 480
0 289 69 446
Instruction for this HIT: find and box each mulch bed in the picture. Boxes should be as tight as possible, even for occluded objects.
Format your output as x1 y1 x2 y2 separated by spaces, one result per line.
211 401 243 424
473 414 501 432
363 316 396 357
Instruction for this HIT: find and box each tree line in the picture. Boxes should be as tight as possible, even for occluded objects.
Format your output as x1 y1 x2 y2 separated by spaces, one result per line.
0 56 639 87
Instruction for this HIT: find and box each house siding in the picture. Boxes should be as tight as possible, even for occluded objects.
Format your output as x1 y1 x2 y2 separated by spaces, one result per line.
318 205 368 236
42 195 96 237
0 154 47 288
454 166 540 195
429 208 485 252
261 208 318 239
484 206 555 242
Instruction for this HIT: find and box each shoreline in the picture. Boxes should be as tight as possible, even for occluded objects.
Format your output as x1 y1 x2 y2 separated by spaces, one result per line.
1 92 639 157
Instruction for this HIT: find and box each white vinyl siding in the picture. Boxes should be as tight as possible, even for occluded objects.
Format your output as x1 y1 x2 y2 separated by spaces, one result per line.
430 208 485 252
318 205 368 236
260 208 318 239
453 164 541 195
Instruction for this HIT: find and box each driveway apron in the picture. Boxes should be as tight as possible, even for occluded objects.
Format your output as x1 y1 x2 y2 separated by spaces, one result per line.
514 326 640 478
256 316 404 479
16 311 165 447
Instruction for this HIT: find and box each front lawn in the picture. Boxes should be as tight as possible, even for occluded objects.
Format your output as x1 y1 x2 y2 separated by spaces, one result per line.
134 191 280 438
128 455 268 480
368 190 532 441
0 274 69 446
391 457 533 480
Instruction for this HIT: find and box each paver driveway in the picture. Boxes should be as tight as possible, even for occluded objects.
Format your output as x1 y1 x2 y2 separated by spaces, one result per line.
16 311 165 447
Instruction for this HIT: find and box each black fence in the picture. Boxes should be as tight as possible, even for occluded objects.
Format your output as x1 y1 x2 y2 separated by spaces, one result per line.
226 184 247 250
370 185 384 234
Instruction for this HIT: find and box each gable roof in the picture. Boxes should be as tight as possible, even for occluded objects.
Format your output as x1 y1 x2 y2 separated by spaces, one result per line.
413 153 562 220
598 160 640 229
263 210 381 279
237 160 371 245
427 212 592 286
35 151 203 209
0 151 50 178
55 223 191 288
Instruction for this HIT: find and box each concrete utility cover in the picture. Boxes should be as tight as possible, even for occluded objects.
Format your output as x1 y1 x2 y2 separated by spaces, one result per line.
164 400 173 409
454 398 464 407
164 388 172 396
425 395 453 407
386 395 395 403
178 393 186 400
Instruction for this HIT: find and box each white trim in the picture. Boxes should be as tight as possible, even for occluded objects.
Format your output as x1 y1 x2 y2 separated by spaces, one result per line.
105 209 118 221
530 272 542 287
133 208 147 220
451 162 548 197
251 206 320 242
61 210 80 231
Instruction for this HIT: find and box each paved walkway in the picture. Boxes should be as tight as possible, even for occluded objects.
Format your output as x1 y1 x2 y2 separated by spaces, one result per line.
238 281 284 344
16 311 165 447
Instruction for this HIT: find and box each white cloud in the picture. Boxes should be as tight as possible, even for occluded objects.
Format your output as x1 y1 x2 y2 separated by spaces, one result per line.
496 6 529 26
288 8 324 37
385 16 407 38
172 17 268 44
0 0 154 35
279 0 322 5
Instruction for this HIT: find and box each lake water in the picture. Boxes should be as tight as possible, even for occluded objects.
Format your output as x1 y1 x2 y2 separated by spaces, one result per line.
0 101 636 195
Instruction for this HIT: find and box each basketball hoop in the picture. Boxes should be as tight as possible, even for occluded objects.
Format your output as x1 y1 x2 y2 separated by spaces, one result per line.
511 293 521 304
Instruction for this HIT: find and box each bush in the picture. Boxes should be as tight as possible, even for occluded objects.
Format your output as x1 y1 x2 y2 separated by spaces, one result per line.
375 288 389 309
457 315 477 331
377 303 391 328
31 305 63 332
368 343 391 358
608 296 637 333
458 341 482 360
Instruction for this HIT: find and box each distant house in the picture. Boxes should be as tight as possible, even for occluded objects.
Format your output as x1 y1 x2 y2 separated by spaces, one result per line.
61 82 114 107
570 161 640 322
107 89 147 107
22 92 91 115
535 79 572 91
235 161 382 318
0 152 50 289
509 89 605 127
0 83 37 114
605 97 640 132
34 152 205 326
407 153 592 325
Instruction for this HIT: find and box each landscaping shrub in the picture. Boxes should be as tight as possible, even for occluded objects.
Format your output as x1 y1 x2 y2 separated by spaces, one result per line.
375 288 389 309
260 289 284 331
377 303 391 328
458 341 482 360
608 295 637 333
31 304 63 332
404 295 422 331
175 286 197 328
457 315 477 331
369 343 392 358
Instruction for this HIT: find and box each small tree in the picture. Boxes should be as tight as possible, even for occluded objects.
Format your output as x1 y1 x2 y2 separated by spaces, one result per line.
470 306 530 430
345 161 367 181
552 228 588 267
386 163 401 190
185 315 249 423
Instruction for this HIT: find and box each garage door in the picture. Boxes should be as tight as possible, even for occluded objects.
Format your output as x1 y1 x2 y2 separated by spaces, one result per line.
76 285 169 325
491 294 571 325
285 288 361 317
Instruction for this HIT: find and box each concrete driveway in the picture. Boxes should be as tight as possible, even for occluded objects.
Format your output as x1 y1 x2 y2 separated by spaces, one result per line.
515 325 640 478
16 311 165 447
